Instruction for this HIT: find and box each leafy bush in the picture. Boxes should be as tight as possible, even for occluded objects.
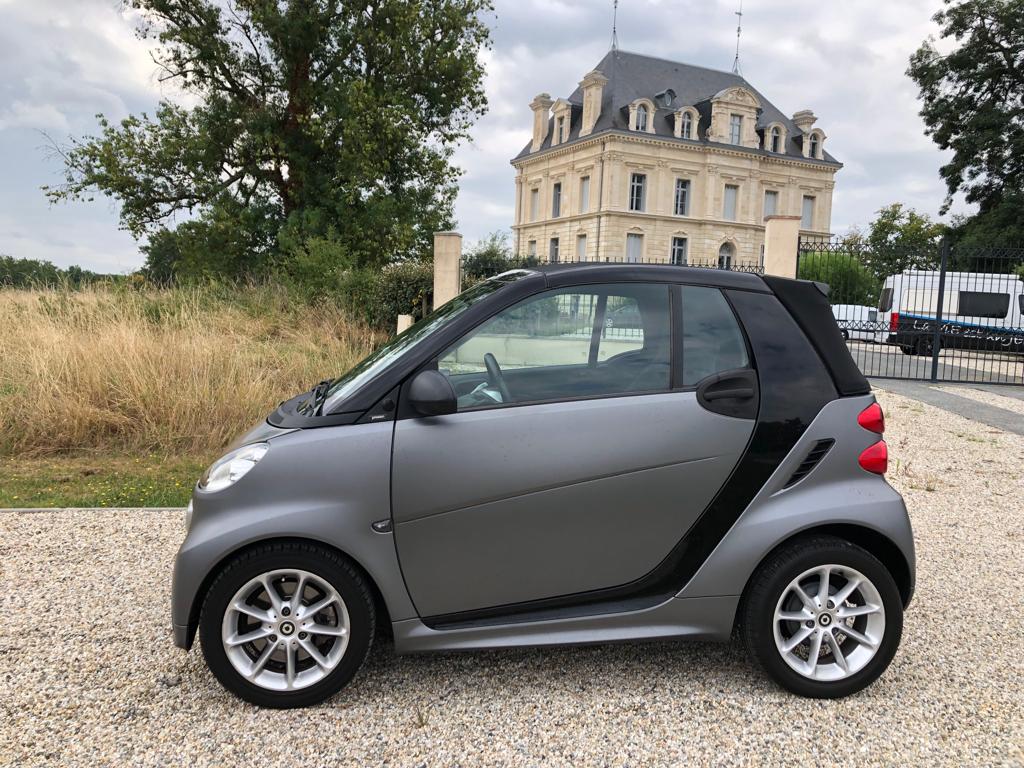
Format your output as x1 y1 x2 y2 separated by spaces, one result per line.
339 261 434 329
798 252 880 306
462 231 538 285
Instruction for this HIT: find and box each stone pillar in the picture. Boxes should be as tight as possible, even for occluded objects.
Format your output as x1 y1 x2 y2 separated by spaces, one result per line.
396 314 414 334
433 231 462 309
763 215 801 278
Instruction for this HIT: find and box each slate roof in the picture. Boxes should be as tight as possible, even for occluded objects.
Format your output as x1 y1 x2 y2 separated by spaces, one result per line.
513 49 840 166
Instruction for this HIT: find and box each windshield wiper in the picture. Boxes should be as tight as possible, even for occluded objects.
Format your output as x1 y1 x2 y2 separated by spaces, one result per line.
302 378 334 416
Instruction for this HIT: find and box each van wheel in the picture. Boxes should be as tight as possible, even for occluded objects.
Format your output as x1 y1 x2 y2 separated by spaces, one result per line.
740 536 903 698
199 542 375 708
914 337 936 356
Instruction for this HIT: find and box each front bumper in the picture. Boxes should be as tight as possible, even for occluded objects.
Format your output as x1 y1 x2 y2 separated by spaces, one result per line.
173 622 192 650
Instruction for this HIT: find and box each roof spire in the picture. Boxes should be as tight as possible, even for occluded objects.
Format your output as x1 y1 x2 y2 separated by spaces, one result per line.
610 0 619 51
731 0 743 75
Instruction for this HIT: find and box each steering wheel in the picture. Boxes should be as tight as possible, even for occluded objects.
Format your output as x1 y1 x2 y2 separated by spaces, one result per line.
483 352 512 402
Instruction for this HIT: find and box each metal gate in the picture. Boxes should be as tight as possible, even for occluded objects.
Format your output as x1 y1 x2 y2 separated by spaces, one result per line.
797 238 1024 385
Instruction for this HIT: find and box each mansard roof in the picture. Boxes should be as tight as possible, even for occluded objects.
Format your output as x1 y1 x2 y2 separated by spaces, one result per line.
513 49 840 166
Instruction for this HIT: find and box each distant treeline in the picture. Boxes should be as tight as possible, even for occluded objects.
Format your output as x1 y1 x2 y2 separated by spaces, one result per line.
0 255 116 288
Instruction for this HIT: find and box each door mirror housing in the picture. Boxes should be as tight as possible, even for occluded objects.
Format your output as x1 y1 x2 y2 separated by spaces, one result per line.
408 370 457 417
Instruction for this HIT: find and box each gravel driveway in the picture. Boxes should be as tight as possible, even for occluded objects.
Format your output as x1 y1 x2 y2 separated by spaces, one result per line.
2 389 1022 767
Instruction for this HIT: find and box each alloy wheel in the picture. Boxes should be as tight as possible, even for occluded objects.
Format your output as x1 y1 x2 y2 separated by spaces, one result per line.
772 564 885 682
221 568 350 691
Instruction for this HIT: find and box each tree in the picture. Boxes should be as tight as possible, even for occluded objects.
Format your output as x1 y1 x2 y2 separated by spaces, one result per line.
46 0 493 278
908 0 1024 243
862 203 945 281
797 252 879 306
461 231 539 285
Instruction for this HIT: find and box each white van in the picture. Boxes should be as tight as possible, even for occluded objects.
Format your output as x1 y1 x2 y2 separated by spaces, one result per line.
831 304 881 342
876 270 1024 355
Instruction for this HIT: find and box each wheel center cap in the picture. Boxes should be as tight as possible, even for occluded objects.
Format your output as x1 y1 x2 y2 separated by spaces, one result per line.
279 621 295 636
819 613 832 627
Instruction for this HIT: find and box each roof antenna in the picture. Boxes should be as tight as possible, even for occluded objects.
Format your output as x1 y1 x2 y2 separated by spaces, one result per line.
731 0 743 75
611 0 619 51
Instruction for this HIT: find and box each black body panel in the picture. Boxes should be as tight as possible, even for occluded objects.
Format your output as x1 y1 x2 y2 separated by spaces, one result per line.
763 275 871 396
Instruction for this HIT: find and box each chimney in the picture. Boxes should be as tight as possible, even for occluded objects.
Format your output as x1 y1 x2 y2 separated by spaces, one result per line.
791 109 817 134
530 93 554 152
578 70 608 137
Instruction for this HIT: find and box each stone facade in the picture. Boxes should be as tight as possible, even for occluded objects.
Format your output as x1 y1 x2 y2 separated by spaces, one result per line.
511 51 841 268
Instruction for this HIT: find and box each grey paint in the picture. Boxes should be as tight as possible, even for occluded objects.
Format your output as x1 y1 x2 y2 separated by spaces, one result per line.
172 421 416 648
514 49 841 166
392 392 754 617
678 394 915 600
392 595 739 653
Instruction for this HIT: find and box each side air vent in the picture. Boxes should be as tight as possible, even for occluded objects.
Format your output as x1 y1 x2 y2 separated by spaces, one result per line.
783 439 835 488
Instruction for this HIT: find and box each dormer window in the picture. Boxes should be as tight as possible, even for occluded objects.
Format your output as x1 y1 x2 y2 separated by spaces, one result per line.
809 133 820 158
729 114 742 145
682 112 693 139
636 104 649 132
655 89 676 108
556 116 566 144
770 126 781 153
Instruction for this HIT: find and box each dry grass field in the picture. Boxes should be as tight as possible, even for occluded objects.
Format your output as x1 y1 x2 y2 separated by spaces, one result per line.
0 285 382 505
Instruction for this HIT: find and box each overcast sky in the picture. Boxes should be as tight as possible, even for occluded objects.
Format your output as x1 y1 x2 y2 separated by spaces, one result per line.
0 0 966 273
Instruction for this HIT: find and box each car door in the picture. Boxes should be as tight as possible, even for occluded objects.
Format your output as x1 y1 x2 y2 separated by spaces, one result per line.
391 282 757 619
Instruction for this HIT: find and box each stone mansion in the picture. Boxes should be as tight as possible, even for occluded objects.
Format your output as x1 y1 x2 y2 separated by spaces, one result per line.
510 50 841 268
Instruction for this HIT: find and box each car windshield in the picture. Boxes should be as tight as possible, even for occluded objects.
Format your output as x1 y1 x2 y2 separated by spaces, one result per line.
319 272 530 413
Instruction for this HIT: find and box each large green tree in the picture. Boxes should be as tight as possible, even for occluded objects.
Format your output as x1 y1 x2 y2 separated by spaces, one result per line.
862 203 946 281
46 0 492 278
908 0 1024 244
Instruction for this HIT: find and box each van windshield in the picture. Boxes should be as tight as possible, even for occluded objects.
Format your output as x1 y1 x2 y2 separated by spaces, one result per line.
319 273 528 413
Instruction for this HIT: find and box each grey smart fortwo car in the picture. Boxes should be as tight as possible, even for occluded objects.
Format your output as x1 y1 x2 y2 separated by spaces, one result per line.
172 264 914 708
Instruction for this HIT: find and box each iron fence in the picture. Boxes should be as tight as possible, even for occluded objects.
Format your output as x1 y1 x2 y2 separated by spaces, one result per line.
797 237 1024 385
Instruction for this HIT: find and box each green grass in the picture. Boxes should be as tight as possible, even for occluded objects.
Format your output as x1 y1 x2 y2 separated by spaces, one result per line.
0 454 206 508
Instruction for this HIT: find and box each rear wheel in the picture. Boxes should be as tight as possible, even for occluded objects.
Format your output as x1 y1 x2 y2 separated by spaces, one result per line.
199 542 375 708
740 536 903 698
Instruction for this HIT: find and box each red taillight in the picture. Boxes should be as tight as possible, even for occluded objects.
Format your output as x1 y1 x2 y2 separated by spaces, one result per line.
859 440 888 474
857 402 885 434
889 312 900 331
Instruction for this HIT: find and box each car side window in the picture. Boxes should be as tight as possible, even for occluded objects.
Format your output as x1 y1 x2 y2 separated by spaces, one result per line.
680 286 749 386
437 284 671 410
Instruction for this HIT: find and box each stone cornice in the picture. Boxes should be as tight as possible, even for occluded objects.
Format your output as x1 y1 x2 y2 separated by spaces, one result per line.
511 129 842 172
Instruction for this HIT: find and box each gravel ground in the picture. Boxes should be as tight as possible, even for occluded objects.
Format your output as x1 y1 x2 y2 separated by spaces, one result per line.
2 389 1022 767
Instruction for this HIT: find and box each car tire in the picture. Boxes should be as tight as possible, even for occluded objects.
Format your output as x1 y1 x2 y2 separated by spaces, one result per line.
841 330 850 341
198 541 375 708
740 535 903 699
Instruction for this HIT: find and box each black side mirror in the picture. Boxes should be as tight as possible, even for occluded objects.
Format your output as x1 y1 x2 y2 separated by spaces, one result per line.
407 370 457 417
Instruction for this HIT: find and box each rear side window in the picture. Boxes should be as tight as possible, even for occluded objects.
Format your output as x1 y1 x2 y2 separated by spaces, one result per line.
680 286 749 385
957 290 1009 319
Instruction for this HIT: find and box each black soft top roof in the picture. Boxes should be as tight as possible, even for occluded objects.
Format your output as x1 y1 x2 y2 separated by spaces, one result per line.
532 263 770 292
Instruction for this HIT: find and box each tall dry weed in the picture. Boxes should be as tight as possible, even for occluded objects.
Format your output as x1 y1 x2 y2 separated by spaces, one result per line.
0 285 382 456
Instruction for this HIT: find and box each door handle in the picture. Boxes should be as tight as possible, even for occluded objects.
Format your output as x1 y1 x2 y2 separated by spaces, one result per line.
703 387 755 401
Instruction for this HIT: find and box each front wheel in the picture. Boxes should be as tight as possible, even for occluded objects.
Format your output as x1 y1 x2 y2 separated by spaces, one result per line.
198 542 376 708
740 536 903 698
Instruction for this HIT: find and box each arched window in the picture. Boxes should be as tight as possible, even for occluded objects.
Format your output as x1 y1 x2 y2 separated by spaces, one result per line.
681 111 693 139
770 126 781 153
718 242 735 270
809 133 820 158
636 104 648 132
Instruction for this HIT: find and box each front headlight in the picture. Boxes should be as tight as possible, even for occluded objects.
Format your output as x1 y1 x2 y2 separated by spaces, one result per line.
199 442 270 493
